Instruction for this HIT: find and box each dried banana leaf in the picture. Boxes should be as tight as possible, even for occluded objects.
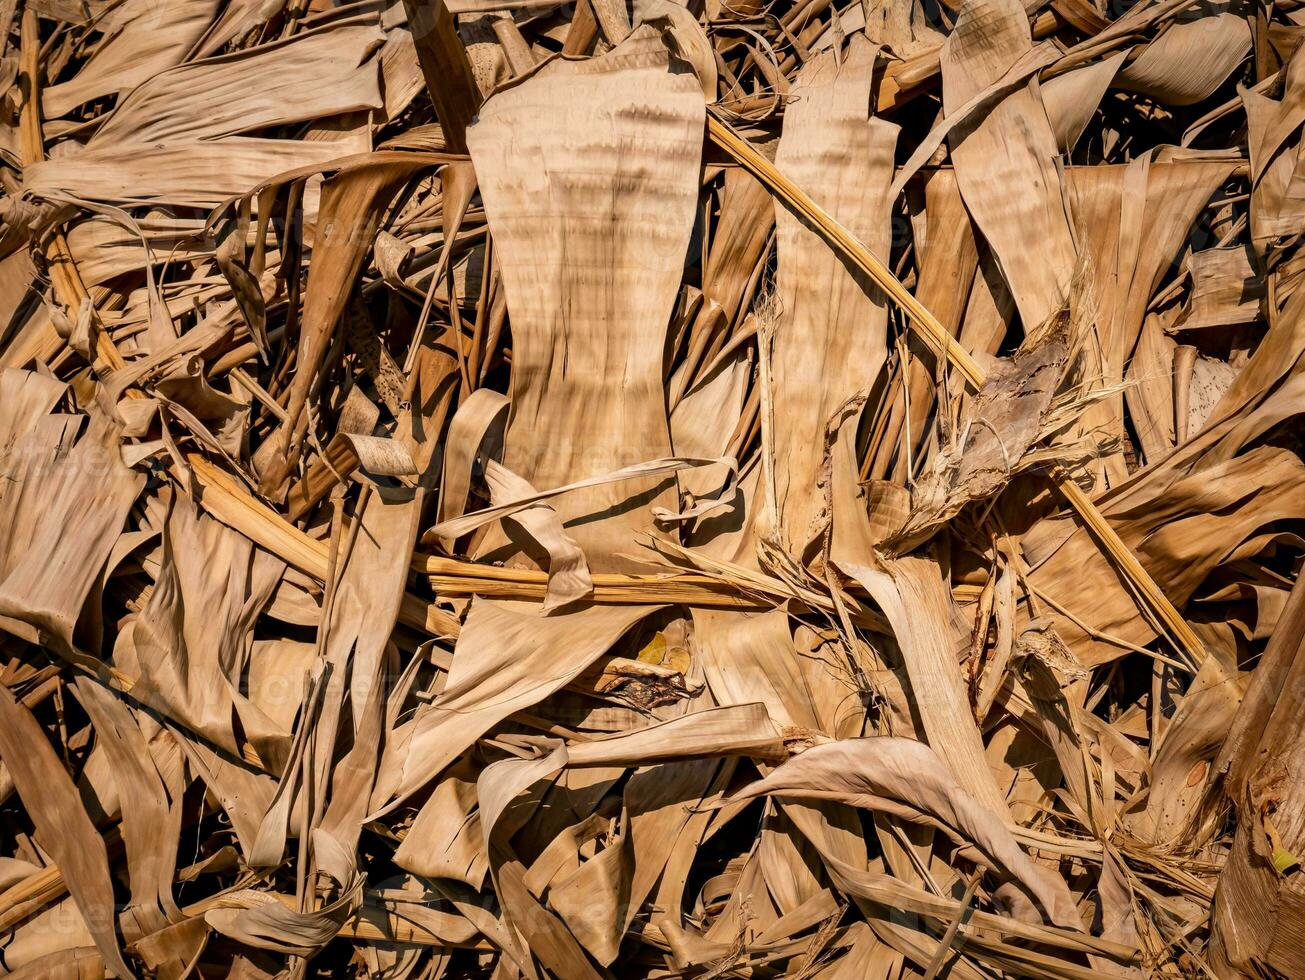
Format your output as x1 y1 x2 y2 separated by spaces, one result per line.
0 0 1299 976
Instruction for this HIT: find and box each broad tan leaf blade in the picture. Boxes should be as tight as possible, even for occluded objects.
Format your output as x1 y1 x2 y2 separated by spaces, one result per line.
465 24 704 570
377 600 657 810
710 736 1080 928
941 0 1077 330
0 686 134 979
0 404 143 660
769 35 897 551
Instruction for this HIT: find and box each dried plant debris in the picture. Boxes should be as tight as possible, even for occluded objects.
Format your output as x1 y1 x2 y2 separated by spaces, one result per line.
0 0 1304 976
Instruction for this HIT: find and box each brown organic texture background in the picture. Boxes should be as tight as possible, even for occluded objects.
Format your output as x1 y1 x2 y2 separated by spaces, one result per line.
0 0 1302 975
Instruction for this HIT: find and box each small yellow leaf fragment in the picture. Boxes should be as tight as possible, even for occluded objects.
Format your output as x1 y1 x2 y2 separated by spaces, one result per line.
636 631 668 666
1265 817 1301 875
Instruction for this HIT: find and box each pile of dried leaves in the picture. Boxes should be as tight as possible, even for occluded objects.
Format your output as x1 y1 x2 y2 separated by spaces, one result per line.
0 0 1303 975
